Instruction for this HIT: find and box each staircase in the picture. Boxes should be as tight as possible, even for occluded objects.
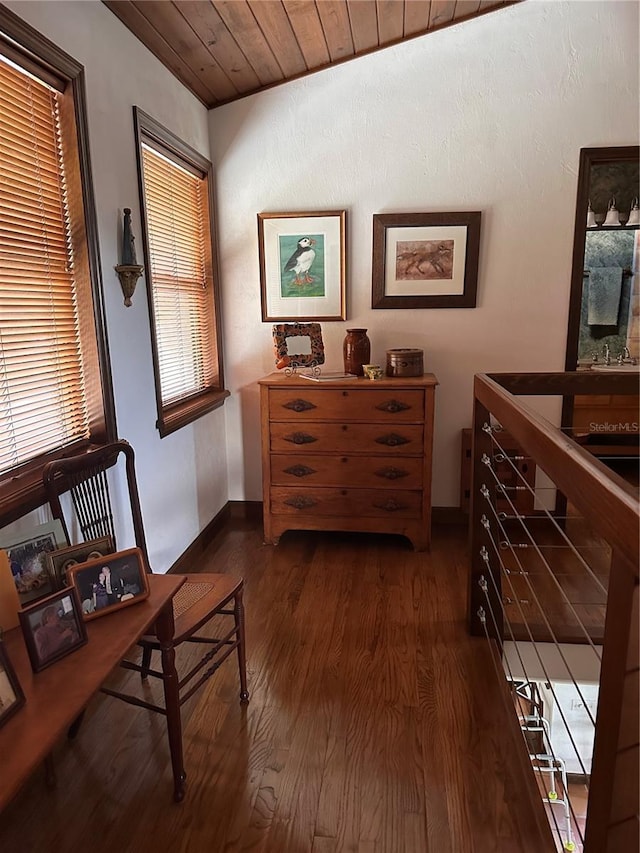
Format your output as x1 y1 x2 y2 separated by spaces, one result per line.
514 680 577 852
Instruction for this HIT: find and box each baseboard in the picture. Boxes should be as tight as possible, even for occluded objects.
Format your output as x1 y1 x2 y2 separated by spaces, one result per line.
228 500 263 522
167 501 232 574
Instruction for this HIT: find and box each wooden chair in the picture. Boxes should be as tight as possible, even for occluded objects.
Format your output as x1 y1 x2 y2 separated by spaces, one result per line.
42 440 249 752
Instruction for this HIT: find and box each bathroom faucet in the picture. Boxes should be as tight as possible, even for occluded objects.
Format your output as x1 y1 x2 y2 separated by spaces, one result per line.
618 346 637 366
603 343 611 365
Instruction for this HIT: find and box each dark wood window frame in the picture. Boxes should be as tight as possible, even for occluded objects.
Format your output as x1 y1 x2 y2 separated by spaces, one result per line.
133 107 228 438
0 6 116 528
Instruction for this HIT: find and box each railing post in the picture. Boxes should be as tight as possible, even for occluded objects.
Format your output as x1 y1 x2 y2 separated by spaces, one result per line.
468 395 503 644
585 550 639 853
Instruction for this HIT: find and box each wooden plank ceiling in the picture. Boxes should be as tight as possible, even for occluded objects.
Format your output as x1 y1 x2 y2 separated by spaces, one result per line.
103 0 516 109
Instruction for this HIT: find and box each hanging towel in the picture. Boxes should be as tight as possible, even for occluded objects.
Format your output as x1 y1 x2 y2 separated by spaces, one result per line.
587 267 623 326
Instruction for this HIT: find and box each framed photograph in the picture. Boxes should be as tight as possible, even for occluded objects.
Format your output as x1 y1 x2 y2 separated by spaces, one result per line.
19 587 87 673
0 641 25 728
66 548 150 621
272 322 325 370
258 210 346 321
371 212 481 309
46 536 115 590
0 520 68 606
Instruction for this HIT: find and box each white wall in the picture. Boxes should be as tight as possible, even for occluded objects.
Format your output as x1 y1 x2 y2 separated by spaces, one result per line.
3 1 229 570
211 0 640 506
2 0 638 559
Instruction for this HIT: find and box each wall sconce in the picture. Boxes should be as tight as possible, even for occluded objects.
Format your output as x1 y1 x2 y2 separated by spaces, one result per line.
602 197 621 227
586 200 597 228
114 208 144 307
626 198 640 227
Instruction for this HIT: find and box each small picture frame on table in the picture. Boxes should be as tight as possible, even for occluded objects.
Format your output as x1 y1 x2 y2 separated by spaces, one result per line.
46 536 115 590
66 548 150 621
0 520 68 607
19 587 87 673
0 641 25 729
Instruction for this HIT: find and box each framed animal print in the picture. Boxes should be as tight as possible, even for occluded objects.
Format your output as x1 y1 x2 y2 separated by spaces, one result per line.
258 211 346 322
371 212 481 309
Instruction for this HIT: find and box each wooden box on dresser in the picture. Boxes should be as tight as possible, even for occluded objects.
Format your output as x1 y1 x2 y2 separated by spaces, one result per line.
259 372 438 551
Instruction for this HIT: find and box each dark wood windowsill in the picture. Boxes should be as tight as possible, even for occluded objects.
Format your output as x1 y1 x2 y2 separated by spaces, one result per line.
157 389 230 438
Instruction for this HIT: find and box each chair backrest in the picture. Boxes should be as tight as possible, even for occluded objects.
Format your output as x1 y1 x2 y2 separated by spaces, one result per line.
42 440 151 572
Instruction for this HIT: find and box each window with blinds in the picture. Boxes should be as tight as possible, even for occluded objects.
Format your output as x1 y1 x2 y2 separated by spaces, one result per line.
0 58 89 472
134 108 227 436
0 7 114 526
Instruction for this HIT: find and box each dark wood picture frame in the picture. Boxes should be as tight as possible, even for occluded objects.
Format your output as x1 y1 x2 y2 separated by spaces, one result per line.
19 586 87 673
66 547 150 621
372 212 481 309
0 640 25 728
46 535 115 590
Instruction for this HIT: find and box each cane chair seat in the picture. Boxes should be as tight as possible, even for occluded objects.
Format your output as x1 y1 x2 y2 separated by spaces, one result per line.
142 573 243 645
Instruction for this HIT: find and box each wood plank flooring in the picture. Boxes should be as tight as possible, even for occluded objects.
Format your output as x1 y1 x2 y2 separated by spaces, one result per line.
0 519 552 852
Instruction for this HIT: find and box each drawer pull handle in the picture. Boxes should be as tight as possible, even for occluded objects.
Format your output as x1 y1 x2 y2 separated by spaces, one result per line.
375 466 409 480
376 399 411 414
284 464 316 478
284 432 317 445
283 398 317 413
375 433 410 447
284 495 317 510
373 499 408 513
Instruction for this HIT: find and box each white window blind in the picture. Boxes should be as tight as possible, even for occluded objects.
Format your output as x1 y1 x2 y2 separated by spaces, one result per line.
0 56 90 476
140 144 217 408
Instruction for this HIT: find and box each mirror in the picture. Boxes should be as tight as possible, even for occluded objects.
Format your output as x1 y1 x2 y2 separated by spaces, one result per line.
272 322 325 371
565 146 639 370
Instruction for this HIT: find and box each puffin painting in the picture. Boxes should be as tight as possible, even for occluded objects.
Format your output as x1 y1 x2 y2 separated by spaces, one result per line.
284 237 316 285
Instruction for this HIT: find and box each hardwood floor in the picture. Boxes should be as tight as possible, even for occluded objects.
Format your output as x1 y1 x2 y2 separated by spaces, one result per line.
0 518 551 852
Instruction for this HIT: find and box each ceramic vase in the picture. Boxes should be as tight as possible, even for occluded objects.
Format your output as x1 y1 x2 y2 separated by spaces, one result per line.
343 329 371 376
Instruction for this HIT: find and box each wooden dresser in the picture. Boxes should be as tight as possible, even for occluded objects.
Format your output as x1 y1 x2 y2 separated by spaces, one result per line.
259 372 438 551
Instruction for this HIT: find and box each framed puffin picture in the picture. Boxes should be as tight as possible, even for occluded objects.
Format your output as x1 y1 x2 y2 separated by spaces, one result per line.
258 211 346 321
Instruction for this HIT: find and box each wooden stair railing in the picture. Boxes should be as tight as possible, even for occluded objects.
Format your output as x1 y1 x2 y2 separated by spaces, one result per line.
469 372 639 853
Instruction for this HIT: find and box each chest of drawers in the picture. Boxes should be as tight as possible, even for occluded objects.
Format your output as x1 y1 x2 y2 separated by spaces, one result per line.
259 372 438 551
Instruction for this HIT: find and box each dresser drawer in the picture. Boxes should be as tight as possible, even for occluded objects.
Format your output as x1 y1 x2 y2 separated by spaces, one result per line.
270 486 422 519
268 388 424 422
270 454 423 489
269 422 424 455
